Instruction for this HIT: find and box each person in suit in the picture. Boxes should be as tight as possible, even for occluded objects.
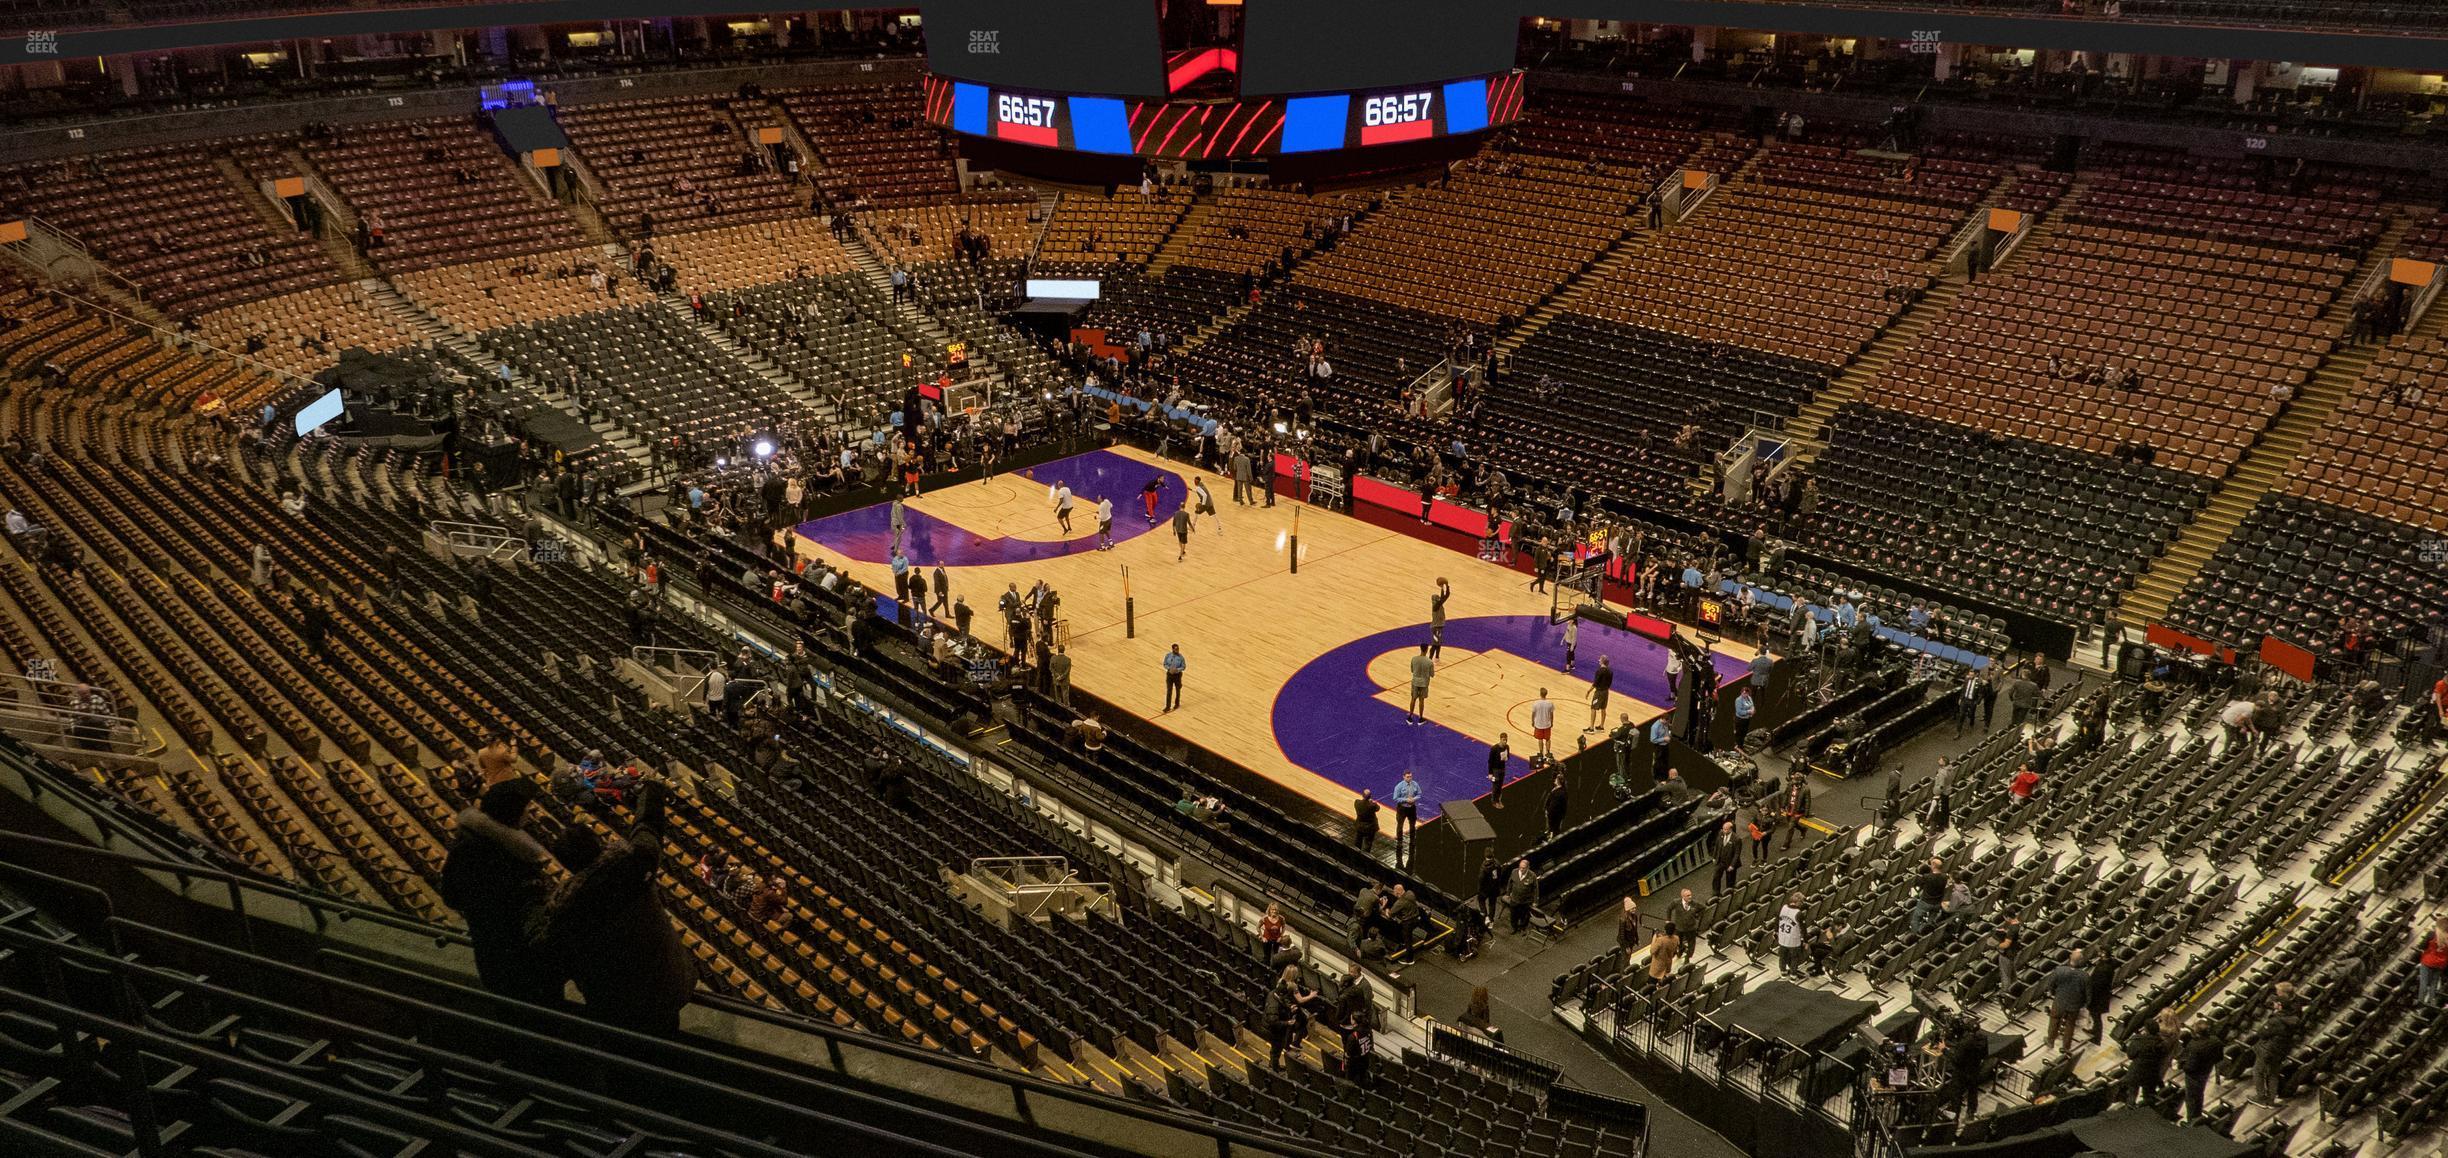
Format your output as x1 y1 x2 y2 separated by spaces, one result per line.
1543 774 1569 839
2046 949 2090 1053
1350 790 1381 854
1048 646 1073 707
1709 820 1742 896
1230 449 1253 505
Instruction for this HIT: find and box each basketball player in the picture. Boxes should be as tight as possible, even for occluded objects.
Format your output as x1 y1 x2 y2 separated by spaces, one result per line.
1587 655 1613 731
1141 477 1163 524
1530 690 1556 757
1429 578 1450 660
1193 477 1219 534
1054 482 1075 534
1096 496 1115 550
1407 644 1434 724
1561 615 1578 673
1172 504 1194 561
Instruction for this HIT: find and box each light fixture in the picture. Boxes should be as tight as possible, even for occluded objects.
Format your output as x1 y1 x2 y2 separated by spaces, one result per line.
715 456 729 467
753 439 775 459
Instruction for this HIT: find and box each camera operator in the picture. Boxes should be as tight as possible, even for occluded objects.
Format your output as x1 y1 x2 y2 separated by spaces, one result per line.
1933 1012 1990 1127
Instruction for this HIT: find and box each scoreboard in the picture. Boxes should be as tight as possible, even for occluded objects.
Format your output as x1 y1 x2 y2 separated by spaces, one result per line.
1281 77 1503 152
925 72 1524 160
936 82 1140 154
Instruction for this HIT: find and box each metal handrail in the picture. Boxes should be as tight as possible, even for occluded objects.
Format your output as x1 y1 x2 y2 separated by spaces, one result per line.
2403 266 2447 335
0 829 468 952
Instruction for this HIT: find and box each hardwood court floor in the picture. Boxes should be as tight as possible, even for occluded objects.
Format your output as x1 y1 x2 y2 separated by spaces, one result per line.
795 446 1754 817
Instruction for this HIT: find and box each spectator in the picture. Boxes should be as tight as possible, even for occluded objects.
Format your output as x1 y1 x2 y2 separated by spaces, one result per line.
1616 896 1644 965
2421 915 2448 1005
2086 950 2118 1044
2251 983 2300 1105
1912 858 1949 933
2005 672 2039 728
2218 696 2257 750
1456 985 1502 1042
1351 789 1381 854
475 733 517 788
2123 1007 2179 1107
2046 949 2089 1053
1502 857 1539 934
535 782 698 1035
1258 901 1287 962
438 779 559 1003
1264 965 1318 1070
1994 915 2025 998
1667 886 1703 950
1710 820 1742 896
1647 927 1681 987
1775 892 1805 973
2178 1017 2222 1123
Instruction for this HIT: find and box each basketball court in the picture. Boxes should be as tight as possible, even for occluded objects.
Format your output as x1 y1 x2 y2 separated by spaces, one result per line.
793 445 1755 817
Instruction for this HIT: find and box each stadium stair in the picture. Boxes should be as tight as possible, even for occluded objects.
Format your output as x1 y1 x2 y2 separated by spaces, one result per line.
1027 190 1063 266
656 289 836 420
1139 191 1216 277
1985 175 2088 276
2117 208 2421 625
837 217 1010 394
212 151 375 283
1495 231 1650 359
367 280 650 465
1780 277 1966 458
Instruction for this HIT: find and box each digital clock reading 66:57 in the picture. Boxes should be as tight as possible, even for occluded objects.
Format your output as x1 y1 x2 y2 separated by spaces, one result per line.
991 93 1062 145
1362 91 1433 127
997 94 1057 127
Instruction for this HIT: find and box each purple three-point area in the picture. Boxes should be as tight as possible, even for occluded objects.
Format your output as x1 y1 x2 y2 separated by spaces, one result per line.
1271 614 1750 819
795 449 1187 567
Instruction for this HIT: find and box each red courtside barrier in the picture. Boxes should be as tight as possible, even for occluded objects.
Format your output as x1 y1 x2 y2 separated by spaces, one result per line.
2260 635 2318 682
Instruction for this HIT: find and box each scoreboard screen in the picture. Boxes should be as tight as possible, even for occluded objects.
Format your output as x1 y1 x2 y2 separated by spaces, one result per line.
1239 0 1521 97
944 82 1139 154
1279 76 1512 152
920 0 1165 97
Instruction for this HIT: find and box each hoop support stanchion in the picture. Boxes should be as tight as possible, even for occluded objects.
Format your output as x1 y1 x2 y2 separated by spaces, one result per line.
1122 565 1135 639
1289 506 1300 575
